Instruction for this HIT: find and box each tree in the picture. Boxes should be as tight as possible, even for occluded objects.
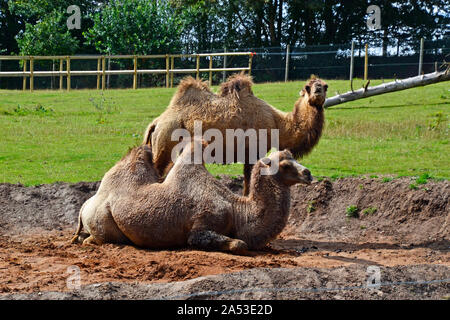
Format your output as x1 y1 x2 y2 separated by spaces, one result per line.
171 0 231 52
84 0 184 55
16 11 79 55
8 0 105 54
0 0 21 54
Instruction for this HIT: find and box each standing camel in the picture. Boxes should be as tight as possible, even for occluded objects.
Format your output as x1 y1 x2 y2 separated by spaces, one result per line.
143 74 327 195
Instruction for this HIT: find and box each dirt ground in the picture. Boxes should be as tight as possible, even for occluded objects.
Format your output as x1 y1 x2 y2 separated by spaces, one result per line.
0 176 448 299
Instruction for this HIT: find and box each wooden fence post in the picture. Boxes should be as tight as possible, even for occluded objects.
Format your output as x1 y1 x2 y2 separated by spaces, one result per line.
196 55 200 80
59 59 63 90
364 43 368 81
209 55 213 86
107 56 111 89
29 56 34 92
22 59 27 91
133 55 138 89
102 56 106 90
418 37 424 75
170 56 174 88
96 58 100 90
284 45 290 82
248 53 253 76
66 56 71 91
51 60 54 90
223 47 227 82
165 55 169 88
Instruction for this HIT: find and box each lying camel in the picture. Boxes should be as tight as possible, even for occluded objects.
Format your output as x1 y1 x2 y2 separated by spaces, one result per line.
143 74 327 195
72 142 312 253
70 145 159 245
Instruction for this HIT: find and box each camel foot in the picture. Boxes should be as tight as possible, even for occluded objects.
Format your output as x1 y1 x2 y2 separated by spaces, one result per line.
70 232 89 244
70 235 79 244
82 235 101 246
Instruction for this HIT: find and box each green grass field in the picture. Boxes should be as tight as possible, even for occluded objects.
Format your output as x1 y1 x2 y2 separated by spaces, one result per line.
0 78 448 185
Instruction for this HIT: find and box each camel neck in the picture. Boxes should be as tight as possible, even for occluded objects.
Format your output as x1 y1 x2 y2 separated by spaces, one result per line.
233 173 291 249
281 97 324 158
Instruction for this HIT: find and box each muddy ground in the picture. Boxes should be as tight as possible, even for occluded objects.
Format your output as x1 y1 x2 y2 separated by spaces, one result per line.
0 177 448 300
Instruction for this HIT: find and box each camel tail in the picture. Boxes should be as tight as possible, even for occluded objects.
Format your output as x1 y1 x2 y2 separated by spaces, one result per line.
70 202 86 244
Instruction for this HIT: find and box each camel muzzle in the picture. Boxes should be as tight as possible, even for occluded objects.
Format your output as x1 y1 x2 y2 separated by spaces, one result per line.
293 161 313 185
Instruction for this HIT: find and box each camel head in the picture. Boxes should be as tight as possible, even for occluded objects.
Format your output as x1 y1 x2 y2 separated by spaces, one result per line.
261 150 313 186
300 76 328 108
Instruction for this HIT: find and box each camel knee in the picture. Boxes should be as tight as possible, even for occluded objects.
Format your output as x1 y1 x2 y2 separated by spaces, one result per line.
188 230 248 254
225 239 249 255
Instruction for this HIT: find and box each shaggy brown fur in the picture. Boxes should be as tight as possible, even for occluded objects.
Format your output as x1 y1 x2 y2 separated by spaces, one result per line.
71 142 312 253
143 73 327 195
70 145 159 245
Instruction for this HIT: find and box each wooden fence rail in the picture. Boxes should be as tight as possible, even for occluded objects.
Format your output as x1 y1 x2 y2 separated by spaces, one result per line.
0 52 254 91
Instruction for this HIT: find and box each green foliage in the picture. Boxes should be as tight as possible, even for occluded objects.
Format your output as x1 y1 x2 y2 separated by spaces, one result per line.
382 177 393 183
346 205 359 218
8 104 54 116
2 0 448 56
16 11 79 55
84 0 183 55
171 0 231 51
88 92 119 124
362 207 377 215
409 183 418 190
428 112 446 131
306 200 316 213
416 173 432 185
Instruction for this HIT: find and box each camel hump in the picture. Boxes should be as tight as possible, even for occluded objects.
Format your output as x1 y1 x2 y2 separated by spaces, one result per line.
176 76 212 96
219 73 254 97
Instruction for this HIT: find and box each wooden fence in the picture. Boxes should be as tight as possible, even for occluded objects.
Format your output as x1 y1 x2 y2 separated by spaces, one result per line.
0 52 254 91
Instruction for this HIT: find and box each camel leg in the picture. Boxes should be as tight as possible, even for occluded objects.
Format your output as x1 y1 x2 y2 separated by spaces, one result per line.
188 230 248 254
243 163 253 196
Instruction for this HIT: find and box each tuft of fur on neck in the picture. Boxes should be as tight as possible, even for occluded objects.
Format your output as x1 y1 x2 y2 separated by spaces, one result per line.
232 162 291 249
